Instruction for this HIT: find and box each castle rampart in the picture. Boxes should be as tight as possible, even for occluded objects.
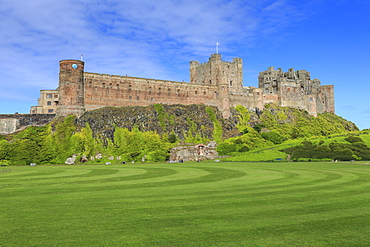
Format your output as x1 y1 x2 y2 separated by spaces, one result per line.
30 54 334 118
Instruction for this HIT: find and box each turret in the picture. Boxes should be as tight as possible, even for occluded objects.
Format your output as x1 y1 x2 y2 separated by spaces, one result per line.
56 60 85 117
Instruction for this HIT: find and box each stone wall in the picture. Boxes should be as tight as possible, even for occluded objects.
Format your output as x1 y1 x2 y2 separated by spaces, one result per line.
30 54 335 118
0 114 55 134
83 73 220 112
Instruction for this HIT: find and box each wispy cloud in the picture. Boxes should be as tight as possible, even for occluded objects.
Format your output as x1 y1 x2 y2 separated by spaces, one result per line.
0 0 319 112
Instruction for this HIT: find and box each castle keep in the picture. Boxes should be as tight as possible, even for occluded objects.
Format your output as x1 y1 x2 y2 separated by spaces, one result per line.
30 54 334 117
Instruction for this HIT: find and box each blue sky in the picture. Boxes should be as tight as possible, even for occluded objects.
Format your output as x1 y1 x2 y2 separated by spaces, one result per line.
0 0 369 129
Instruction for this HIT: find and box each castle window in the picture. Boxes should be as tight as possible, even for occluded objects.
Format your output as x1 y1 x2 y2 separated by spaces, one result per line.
204 92 206 96
116 84 119 87
151 97 154 101
109 83 112 86
195 91 198 95
54 94 58 98
137 96 140 100
129 96 132 100
46 94 52 98
128 85 132 91
210 80 212 84
230 81 233 86
257 92 260 95
168 89 171 95
47 101 52 106
102 83 105 86
48 109 54 113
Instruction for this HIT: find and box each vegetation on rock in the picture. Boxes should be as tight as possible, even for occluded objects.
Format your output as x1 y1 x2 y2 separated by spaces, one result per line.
0 103 361 165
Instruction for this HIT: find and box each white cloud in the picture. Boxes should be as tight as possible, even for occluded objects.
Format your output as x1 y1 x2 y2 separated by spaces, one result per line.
0 0 318 113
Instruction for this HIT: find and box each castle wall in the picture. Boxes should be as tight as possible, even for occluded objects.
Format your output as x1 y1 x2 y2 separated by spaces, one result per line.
29 54 335 119
83 73 220 112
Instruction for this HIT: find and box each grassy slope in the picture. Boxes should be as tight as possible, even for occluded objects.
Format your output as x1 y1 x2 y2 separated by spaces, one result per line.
1 162 370 246
225 131 370 162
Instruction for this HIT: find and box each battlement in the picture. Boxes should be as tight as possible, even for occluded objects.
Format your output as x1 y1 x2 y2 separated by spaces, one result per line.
30 53 334 119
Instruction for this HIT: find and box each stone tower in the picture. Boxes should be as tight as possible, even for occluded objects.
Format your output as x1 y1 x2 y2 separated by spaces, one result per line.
190 54 243 117
56 60 85 117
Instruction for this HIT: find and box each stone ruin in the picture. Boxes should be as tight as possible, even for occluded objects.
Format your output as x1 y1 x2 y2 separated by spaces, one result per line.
169 141 218 162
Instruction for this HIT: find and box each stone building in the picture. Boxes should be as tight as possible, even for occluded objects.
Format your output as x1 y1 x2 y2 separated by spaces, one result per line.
30 54 334 117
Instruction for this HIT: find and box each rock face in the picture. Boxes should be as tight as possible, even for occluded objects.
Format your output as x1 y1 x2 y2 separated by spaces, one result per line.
170 141 219 162
76 104 241 140
0 114 56 134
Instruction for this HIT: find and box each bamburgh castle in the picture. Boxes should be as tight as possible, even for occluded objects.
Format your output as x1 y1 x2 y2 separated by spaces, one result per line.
30 53 334 118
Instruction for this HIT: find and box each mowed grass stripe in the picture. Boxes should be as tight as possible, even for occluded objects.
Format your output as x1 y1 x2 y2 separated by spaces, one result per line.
1 162 370 246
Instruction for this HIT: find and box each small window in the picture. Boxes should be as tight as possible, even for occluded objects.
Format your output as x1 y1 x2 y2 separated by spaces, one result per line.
54 94 58 98
46 94 52 98
102 83 105 86
151 97 154 101
129 96 132 100
136 96 139 100
195 91 198 95
48 109 54 113
230 81 233 86
47 101 52 105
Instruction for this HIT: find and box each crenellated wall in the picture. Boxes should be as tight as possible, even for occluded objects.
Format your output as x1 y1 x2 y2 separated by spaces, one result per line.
30 54 334 118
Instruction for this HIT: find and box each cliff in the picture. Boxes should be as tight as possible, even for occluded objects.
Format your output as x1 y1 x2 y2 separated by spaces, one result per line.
76 104 241 140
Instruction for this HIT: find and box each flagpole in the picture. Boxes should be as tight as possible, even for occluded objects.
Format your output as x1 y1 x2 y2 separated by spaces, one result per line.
216 42 219 54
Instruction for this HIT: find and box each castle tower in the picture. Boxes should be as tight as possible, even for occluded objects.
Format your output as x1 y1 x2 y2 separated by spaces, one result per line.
189 54 243 117
56 60 85 117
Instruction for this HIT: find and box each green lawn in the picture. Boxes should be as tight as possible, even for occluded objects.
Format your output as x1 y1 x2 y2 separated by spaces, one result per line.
1 162 370 246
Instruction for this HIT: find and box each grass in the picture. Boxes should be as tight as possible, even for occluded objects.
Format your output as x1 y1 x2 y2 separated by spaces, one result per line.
1 162 370 246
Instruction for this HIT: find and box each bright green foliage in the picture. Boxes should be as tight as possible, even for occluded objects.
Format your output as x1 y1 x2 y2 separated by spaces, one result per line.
183 118 209 143
113 126 171 162
281 138 370 161
51 115 77 163
261 130 286 144
205 107 222 143
217 129 272 156
154 104 166 131
258 104 358 139
235 105 250 133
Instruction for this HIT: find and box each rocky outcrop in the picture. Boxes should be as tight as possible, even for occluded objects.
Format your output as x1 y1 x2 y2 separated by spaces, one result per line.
0 114 56 134
76 104 241 140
